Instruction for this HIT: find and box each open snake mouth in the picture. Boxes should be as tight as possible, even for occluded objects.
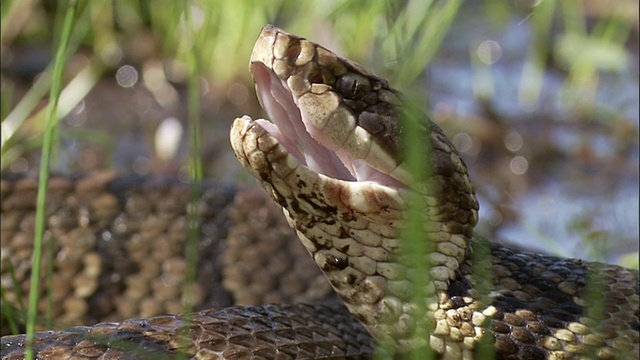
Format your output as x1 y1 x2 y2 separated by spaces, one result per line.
250 62 403 188
231 25 477 231
250 62 357 183
240 24 407 189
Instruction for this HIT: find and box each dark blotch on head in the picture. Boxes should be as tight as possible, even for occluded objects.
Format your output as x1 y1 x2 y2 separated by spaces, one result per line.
358 102 400 158
322 253 348 271
297 193 338 215
340 212 356 222
339 227 349 238
346 273 357 284
338 244 350 253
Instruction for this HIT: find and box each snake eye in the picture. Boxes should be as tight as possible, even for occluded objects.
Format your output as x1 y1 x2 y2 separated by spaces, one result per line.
336 73 371 100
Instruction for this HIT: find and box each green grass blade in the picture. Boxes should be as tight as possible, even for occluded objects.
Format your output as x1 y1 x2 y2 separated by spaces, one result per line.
182 2 203 317
402 99 437 360
1 72 52 152
24 1 78 358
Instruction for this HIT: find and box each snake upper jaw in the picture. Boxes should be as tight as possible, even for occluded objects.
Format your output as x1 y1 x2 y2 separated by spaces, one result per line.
249 61 357 183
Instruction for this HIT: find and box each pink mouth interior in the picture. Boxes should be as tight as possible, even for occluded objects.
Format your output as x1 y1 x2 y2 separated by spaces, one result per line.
251 62 400 187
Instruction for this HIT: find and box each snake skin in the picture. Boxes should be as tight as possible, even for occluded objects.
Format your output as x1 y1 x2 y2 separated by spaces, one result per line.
1 301 375 360
2 25 639 359
0 173 332 328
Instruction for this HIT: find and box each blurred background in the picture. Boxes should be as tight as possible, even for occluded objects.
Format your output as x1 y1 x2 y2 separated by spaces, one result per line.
1 0 638 267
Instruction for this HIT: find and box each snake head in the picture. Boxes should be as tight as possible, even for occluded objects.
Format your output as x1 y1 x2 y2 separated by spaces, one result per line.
231 24 477 227
246 24 411 188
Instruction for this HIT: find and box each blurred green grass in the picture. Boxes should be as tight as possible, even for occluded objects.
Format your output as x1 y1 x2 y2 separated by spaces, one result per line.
2 0 637 166
2 0 447 162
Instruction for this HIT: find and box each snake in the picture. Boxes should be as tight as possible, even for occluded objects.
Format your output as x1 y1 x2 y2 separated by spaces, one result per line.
1 24 638 359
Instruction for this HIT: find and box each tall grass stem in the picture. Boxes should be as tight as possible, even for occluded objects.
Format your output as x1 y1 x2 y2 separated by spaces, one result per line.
25 1 78 359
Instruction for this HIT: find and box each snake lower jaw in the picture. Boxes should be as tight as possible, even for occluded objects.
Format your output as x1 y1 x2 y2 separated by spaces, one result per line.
231 116 405 215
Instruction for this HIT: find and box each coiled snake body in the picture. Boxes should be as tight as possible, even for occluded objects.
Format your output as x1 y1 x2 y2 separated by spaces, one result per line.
1 25 638 360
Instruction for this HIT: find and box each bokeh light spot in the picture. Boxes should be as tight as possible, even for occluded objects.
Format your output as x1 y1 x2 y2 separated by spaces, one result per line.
116 65 138 88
